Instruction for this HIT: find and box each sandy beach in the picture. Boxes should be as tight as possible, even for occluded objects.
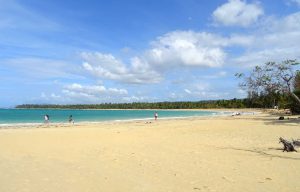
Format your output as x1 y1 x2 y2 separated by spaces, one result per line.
0 111 299 192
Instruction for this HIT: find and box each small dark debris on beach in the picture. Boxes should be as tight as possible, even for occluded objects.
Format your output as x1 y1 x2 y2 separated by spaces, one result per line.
292 139 300 147
279 137 297 152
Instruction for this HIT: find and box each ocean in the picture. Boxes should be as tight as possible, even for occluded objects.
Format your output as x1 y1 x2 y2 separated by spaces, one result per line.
0 109 222 125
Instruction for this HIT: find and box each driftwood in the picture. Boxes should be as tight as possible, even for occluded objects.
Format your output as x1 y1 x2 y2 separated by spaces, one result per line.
292 139 300 147
279 137 297 152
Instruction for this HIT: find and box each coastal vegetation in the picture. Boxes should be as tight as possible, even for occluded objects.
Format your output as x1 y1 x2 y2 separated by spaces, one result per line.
236 60 300 114
16 99 250 110
13 97 293 110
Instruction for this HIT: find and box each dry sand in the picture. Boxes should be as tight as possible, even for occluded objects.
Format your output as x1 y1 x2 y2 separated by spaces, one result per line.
0 111 299 192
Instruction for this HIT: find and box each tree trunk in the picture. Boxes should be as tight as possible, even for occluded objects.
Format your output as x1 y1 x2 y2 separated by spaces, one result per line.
290 91 300 104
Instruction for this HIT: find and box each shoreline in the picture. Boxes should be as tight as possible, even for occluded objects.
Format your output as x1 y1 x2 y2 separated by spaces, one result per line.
0 109 260 128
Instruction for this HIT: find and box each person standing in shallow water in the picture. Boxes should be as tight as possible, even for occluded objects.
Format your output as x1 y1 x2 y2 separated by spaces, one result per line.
69 115 74 124
154 112 158 120
44 114 49 124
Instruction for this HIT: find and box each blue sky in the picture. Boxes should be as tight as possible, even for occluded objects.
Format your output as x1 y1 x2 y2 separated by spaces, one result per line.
1 0 300 107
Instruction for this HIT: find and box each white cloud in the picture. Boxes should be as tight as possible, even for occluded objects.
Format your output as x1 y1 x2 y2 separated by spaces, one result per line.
37 83 130 104
82 31 243 84
121 96 152 102
145 31 228 68
213 0 264 27
80 31 257 86
259 12 300 35
50 93 61 99
234 12 300 66
228 34 255 46
234 47 300 67
38 92 62 103
81 52 162 84
145 31 256 70
184 89 192 94
64 83 128 97
56 83 158 104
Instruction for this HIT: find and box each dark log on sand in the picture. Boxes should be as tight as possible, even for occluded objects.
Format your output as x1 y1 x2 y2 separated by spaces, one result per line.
292 139 300 147
279 137 297 152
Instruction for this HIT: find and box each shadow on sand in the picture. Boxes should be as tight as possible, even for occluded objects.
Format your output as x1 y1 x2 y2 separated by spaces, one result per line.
263 117 300 126
235 114 300 126
219 146 300 161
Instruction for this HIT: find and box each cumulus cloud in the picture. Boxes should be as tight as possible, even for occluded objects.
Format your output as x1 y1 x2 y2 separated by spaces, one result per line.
122 96 152 102
80 30 257 85
145 31 227 68
184 89 192 94
213 0 264 27
81 31 252 85
64 83 128 97
234 47 300 67
37 83 130 104
39 83 157 104
80 31 234 84
234 12 300 66
38 92 62 103
145 31 256 69
81 52 162 84
265 12 300 33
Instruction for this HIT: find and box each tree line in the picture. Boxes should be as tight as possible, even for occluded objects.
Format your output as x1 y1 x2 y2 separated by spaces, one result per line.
16 99 251 110
15 96 298 110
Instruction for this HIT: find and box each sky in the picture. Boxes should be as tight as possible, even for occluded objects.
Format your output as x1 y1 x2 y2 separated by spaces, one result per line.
0 0 300 107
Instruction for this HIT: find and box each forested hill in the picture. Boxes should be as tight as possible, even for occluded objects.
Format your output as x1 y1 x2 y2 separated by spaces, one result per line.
16 98 256 109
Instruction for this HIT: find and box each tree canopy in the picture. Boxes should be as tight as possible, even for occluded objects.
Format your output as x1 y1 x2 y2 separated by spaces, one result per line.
236 59 300 112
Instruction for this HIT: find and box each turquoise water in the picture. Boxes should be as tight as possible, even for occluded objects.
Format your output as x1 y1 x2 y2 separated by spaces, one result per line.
0 109 221 125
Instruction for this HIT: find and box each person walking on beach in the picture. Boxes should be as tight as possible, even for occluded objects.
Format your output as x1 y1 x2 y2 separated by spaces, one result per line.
44 114 49 124
69 115 74 124
154 112 158 120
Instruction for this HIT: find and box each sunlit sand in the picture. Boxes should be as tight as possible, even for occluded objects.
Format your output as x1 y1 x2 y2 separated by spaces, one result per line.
0 111 299 192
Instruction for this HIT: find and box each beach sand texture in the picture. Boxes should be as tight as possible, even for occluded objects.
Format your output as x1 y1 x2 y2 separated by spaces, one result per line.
0 112 299 192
